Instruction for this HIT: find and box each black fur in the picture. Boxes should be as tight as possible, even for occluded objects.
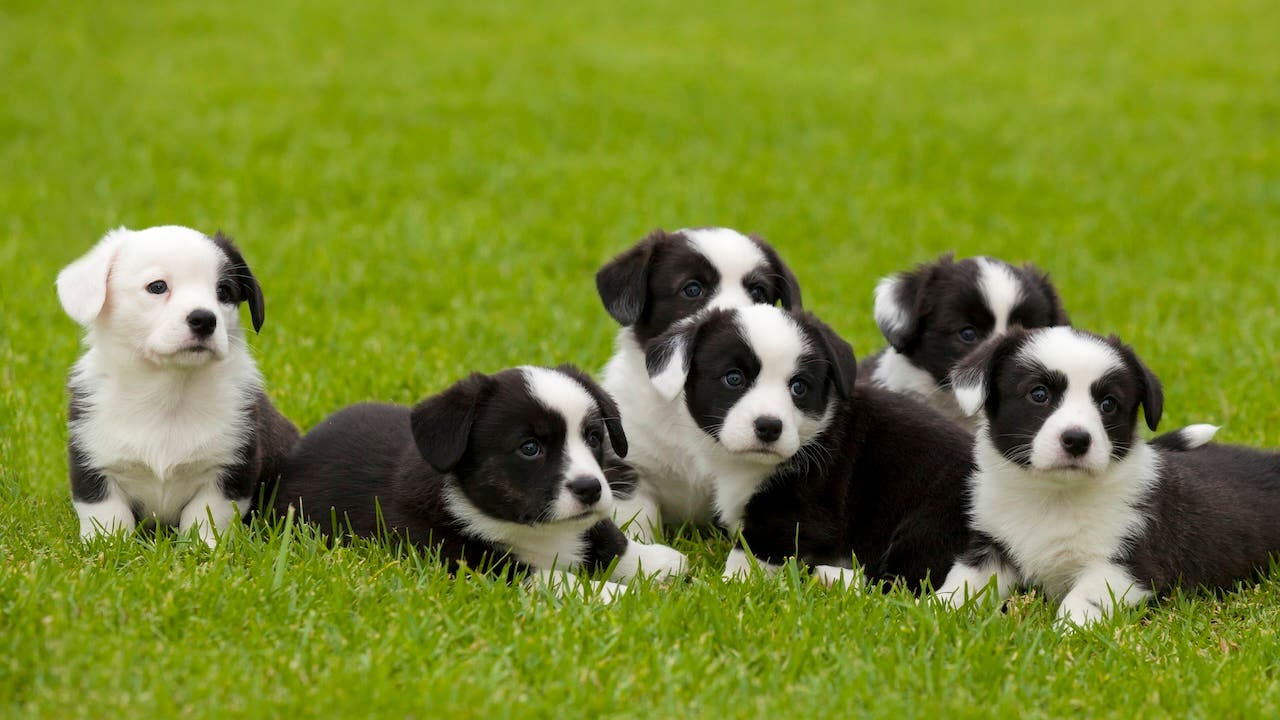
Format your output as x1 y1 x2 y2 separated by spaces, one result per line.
210 232 265 333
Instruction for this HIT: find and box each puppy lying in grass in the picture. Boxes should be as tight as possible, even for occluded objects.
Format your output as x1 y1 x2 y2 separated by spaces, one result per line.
274 365 688 600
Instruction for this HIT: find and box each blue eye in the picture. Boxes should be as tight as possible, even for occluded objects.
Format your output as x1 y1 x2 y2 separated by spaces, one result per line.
959 326 979 343
682 281 703 298
519 440 541 457
790 379 809 398
1099 396 1118 414
1029 386 1050 404
146 280 168 295
748 285 769 303
723 370 745 388
585 430 603 450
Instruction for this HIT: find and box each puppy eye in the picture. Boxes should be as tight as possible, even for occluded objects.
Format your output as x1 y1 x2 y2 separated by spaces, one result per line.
959 326 979 343
748 285 769 303
519 440 542 458
681 281 704 299
1028 385 1050 404
1099 396 1118 414
789 379 809 398
216 283 235 304
146 280 168 295
585 430 603 450
723 370 745 389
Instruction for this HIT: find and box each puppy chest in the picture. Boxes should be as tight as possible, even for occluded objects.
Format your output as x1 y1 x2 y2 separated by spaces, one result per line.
107 461 227 523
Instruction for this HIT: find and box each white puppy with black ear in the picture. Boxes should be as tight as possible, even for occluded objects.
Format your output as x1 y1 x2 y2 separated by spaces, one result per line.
58 226 299 546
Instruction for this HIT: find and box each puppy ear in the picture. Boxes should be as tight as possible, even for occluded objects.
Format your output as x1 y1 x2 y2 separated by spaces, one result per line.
596 230 665 326
806 314 857 400
56 227 129 325
644 320 698 402
1114 340 1164 431
554 364 629 458
950 330 1024 418
410 373 495 473
872 259 939 352
212 232 265 333
751 234 803 310
1023 263 1071 326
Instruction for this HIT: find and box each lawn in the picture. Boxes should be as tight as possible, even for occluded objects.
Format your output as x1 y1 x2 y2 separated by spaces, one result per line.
2 0 1279 716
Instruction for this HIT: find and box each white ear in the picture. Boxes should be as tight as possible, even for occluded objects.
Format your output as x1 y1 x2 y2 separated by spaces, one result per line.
57 227 129 325
873 275 911 347
647 338 690 402
950 368 988 417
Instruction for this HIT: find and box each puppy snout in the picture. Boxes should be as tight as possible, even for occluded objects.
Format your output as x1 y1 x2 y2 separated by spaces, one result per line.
1060 428 1092 457
754 416 783 443
566 476 602 506
186 309 217 338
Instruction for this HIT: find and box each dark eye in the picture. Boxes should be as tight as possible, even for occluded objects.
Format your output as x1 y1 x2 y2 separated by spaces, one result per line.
723 370 745 389
1099 396 1118 414
216 283 235 303
959 326 979 343
585 430 603 450
1029 385 1050 404
682 281 703 299
789 379 809 398
519 440 542 458
748 285 769 303
146 280 168 295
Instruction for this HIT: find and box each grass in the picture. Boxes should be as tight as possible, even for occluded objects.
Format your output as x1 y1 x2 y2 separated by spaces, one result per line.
2 0 1279 716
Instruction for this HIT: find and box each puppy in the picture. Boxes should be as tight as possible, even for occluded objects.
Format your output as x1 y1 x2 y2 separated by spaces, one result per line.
936 326 1275 627
861 254 1070 428
274 365 687 599
58 226 299 545
596 227 802 541
645 304 974 590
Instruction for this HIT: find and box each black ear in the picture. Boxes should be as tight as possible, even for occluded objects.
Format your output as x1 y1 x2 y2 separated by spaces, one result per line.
950 329 1027 418
212 232 266 333
644 317 703 402
554 364 628 458
805 314 857 400
1023 263 1071 326
1114 340 1164 431
410 373 495 473
873 256 946 352
751 234 803 310
596 230 667 326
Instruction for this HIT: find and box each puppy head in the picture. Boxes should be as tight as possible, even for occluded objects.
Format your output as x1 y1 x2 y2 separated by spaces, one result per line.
56 226 265 367
411 366 625 526
874 255 1069 384
951 327 1163 476
595 227 802 344
645 305 855 464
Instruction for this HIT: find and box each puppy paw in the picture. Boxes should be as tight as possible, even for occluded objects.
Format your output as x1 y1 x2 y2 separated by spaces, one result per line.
631 543 688 582
1055 597 1105 630
812 564 864 592
595 580 633 604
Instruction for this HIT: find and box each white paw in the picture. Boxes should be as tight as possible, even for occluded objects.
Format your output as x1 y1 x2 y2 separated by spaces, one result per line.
595 580 632 604
721 548 780 581
631 543 688 581
1056 597 1105 629
813 564 864 592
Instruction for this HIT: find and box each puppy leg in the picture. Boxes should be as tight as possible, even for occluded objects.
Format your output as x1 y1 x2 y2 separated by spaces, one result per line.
1056 563 1151 629
812 565 865 592
584 520 687 582
179 483 247 547
531 570 631 603
611 485 662 543
74 488 135 541
934 556 1018 609
722 546 782 581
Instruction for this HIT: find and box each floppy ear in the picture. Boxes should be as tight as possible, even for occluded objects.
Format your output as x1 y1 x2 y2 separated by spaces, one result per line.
410 373 495 473
596 230 666 326
56 227 129 325
751 234 803 310
1023 263 1071 326
644 319 699 402
1114 340 1164 431
212 232 265 333
554 364 629 458
806 314 858 401
949 331 1024 418
872 259 940 352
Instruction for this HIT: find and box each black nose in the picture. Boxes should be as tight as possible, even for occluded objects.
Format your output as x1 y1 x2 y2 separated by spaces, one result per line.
186 309 217 338
754 416 783 443
1061 428 1092 457
566 476 602 506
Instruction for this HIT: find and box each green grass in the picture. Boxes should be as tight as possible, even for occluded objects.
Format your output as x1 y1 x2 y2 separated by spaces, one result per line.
2 0 1279 716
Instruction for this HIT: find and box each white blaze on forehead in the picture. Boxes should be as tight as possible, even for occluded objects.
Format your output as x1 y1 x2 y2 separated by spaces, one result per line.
735 304 809 376
1017 327 1124 382
519 366 610 516
976 257 1025 335
681 228 768 311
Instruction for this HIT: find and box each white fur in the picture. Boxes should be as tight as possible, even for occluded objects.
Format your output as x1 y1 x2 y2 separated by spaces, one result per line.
871 348 969 424
722 547 781 580
521 366 614 521
1177 424 1220 448
935 555 1021 609
531 570 632 603
61 226 262 546
812 565 864 591
683 228 767 313
612 540 688 581
443 483 597 570
872 275 910 339
976 257 1023 336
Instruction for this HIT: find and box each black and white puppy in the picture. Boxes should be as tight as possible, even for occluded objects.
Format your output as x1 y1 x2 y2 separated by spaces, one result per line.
275 365 687 600
935 326 1262 628
645 305 974 590
861 254 1070 428
596 227 802 541
58 226 299 545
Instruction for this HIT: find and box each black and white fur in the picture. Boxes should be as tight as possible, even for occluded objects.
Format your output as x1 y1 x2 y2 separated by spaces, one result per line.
275 365 687 600
936 326 1270 628
58 225 299 545
596 227 802 541
645 305 974 590
861 255 1070 429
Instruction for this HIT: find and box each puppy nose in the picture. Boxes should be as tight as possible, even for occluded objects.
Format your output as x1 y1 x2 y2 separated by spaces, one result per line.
566 476 602 506
1061 428 1092 457
754 416 783 443
186 309 217 338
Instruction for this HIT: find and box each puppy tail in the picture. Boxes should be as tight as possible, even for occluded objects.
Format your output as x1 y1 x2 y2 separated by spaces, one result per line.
1150 424 1220 451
